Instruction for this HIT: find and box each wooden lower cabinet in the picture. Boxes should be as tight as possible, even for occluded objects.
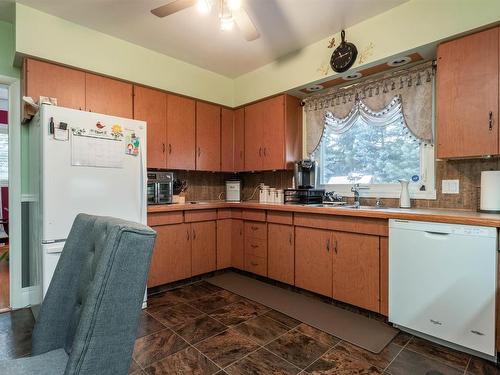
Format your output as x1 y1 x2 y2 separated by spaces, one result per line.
148 223 190 287
244 220 267 276
231 219 244 270
268 223 294 285
295 227 333 297
332 232 380 312
216 219 232 270
191 221 216 276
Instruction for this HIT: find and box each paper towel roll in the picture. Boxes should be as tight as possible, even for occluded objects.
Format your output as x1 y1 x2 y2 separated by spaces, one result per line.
480 171 500 212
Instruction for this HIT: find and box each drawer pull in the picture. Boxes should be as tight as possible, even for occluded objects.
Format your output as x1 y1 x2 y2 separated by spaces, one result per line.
334 239 338 254
251 226 258 231
250 261 258 266
289 233 292 245
168 144 172 154
250 244 259 248
186 229 190 241
430 319 442 325
326 239 330 252
192 229 196 240
471 330 484 336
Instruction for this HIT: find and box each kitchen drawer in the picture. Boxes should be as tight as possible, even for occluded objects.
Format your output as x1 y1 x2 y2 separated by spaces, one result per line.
245 221 267 240
245 237 267 258
267 211 293 225
147 211 183 226
242 209 266 222
244 254 267 277
185 209 217 222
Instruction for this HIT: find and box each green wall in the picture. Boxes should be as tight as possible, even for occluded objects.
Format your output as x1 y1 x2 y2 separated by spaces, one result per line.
15 4 234 106
0 21 19 78
233 0 500 105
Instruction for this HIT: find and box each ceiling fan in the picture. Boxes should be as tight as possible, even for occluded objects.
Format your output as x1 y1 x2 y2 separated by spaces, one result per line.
151 0 260 41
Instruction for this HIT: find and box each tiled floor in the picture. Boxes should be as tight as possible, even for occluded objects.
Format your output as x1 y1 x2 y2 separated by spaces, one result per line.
1 279 500 374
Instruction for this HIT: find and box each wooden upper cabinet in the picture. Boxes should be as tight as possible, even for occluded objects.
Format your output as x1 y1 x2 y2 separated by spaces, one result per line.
25 59 85 110
332 232 380 312
295 227 332 297
221 108 234 172
268 223 294 285
85 73 133 118
148 223 191 287
195 102 221 171
436 27 499 158
166 94 196 170
191 221 217 276
133 86 167 169
234 108 245 171
244 94 301 171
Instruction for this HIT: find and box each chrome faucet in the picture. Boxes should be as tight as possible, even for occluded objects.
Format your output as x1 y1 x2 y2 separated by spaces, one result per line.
351 184 361 208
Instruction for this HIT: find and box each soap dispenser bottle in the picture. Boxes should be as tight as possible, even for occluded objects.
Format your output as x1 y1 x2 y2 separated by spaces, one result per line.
398 179 411 208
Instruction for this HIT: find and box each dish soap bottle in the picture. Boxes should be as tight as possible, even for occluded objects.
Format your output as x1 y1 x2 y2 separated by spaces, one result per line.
398 179 411 208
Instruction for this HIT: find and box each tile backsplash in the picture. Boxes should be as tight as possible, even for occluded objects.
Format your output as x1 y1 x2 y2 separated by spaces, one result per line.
169 158 499 211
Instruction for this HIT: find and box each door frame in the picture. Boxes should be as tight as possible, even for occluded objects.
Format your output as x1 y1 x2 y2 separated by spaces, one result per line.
0 74 25 309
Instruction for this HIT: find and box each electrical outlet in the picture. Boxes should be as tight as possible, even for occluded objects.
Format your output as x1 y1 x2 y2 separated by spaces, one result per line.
442 179 460 194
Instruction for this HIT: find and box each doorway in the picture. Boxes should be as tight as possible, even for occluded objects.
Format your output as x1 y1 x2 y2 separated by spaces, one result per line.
0 84 10 312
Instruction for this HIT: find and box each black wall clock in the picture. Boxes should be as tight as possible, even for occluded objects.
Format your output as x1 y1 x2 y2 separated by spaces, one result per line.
330 30 358 73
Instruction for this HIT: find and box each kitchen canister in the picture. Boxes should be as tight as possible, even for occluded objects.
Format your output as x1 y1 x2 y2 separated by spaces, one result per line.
268 188 276 203
480 171 500 213
259 185 269 203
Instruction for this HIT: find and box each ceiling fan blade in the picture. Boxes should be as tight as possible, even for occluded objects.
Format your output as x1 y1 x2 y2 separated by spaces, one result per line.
151 0 197 17
233 7 260 41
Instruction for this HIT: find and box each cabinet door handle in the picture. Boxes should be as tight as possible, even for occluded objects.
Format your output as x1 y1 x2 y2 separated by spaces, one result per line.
198 147 201 157
168 144 172 154
187 229 190 241
251 261 258 266
289 233 292 245
263 147 267 156
259 147 262 157
334 239 338 254
251 226 258 231
326 238 330 252
240 228 242 235
489 111 493 131
250 244 258 248
192 229 196 240
162 143 166 153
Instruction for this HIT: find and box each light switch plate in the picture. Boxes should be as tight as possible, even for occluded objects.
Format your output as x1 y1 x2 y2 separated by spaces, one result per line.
442 179 460 194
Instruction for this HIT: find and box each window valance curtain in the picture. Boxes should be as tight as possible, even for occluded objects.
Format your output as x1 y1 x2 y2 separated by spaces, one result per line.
304 61 434 156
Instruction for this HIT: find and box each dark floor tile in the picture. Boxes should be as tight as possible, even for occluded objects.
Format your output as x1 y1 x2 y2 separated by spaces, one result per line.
386 349 464 375
149 303 205 330
170 283 216 301
265 329 331 369
294 324 340 348
129 359 144 374
195 329 259 368
147 291 189 310
144 347 220 375
209 300 269 327
195 281 224 294
133 328 188 368
391 331 413 347
406 336 470 370
333 341 402 370
305 348 382 374
467 357 500 375
263 310 301 328
0 309 35 360
189 291 244 314
234 314 290 345
175 315 227 345
136 311 165 338
226 348 300 375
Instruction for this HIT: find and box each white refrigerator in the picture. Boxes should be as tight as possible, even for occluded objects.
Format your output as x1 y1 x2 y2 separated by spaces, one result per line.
28 105 147 312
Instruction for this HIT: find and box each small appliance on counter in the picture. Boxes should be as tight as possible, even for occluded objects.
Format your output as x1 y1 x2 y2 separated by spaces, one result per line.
284 189 325 205
480 171 500 213
226 180 241 202
147 171 173 205
294 159 317 189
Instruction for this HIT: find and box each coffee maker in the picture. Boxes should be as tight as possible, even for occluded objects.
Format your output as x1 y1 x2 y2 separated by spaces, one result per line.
294 159 317 189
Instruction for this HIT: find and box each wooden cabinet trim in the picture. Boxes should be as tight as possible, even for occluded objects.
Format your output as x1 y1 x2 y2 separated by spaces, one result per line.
147 211 184 226
267 211 293 225
242 209 266 222
217 208 233 220
185 209 217 222
294 213 388 236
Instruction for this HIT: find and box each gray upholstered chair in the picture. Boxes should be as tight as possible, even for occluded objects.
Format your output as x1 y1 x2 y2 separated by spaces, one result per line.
0 213 156 375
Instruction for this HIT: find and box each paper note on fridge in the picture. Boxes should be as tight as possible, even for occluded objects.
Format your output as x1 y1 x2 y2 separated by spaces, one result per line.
71 132 124 168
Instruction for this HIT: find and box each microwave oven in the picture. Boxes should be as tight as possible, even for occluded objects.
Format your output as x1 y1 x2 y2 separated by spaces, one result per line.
147 171 173 205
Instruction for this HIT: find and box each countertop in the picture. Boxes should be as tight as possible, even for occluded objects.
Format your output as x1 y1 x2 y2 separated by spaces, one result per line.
147 201 500 228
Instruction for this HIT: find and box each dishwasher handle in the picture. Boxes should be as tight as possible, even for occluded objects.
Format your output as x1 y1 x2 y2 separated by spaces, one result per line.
425 231 450 236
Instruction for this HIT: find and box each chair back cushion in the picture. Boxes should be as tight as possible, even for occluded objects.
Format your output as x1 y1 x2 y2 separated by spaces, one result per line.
32 214 156 375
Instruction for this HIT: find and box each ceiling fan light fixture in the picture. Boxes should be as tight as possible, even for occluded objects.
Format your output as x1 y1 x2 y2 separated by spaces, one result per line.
220 16 235 31
197 0 211 14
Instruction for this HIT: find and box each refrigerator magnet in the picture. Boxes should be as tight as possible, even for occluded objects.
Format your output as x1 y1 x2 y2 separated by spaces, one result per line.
125 133 140 156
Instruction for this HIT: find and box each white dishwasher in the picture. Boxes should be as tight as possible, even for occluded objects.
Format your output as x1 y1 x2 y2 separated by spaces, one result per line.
389 219 497 358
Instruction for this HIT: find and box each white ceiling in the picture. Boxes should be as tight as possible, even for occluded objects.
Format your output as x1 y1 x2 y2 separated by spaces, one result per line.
14 0 409 78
